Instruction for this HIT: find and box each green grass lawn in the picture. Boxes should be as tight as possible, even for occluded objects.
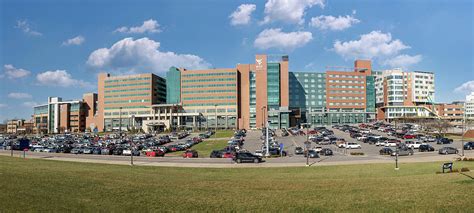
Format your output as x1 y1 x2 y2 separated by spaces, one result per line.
211 129 235 138
1 156 473 212
167 139 228 157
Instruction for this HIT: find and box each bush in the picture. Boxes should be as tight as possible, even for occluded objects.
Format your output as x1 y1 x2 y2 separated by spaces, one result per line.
461 167 470 172
350 152 364 156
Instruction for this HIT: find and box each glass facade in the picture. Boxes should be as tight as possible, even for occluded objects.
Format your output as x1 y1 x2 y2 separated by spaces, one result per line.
366 76 376 113
249 72 257 128
166 67 181 104
267 63 280 109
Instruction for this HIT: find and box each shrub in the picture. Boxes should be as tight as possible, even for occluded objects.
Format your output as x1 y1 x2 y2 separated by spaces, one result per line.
451 169 459 173
461 167 470 172
350 152 364 156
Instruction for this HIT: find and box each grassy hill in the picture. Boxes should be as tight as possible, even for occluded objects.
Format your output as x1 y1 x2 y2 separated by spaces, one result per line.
0 156 472 212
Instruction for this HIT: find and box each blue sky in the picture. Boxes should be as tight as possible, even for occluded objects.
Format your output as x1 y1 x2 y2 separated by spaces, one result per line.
1 0 473 121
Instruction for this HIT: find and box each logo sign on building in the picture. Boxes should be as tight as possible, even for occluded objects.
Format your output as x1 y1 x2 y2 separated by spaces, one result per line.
255 55 266 72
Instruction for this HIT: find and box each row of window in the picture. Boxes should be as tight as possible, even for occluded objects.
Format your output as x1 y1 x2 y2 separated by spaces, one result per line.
182 83 236 88
182 78 236 83
329 85 365 89
328 80 364 83
104 99 150 104
328 75 365 79
105 88 150 93
105 77 151 83
328 90 365 94
104 82 149 88
182 72 235 78
329 96 365 100
104 93 150 98
293 73 324 78
329 102 365 106
182 89 236 94
183 96 236 100
104 106 149 110
183 103 236 107
104 110 150 116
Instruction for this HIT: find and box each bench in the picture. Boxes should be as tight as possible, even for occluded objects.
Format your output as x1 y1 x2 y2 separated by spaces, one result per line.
442 162 453 173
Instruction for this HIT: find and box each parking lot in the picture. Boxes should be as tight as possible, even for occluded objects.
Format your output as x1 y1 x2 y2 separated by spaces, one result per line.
1 122 474 167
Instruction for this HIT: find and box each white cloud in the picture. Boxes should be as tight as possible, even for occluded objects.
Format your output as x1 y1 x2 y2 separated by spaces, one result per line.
114 19 161 34
229 4 257 26
333 31 410 60
62 35 85 46
8 92 32 99
382 54 422 68
3 64 31 79
15 20 42 36
310 15 360 31
254 28 313 50
0 104 7 108
22 101 39 108
455 81 474 93
262 0 325 25
36 70 93 88
86 37 211 75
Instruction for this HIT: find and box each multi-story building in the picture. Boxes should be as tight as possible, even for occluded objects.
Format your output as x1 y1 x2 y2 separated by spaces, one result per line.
374 69 436 121
98 73 166 132
466 92 474 120
164 55 290 130
289 72 326 126
324 60 375 124
33 97 87 134
7 119 24 134
430 102 464 123
238 55 290 129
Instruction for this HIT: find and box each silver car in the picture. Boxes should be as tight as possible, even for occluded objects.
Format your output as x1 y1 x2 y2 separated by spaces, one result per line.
438 147 458 155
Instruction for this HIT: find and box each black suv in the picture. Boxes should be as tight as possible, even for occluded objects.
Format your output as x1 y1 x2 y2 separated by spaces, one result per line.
436 138 453 144
233 152 262 163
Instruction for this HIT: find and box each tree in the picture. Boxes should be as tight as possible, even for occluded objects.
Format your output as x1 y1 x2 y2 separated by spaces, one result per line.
429 119 452 137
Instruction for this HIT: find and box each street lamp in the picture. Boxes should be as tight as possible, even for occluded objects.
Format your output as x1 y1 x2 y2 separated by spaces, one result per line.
119 107 122 138
462 112 466 157
214 104 218 134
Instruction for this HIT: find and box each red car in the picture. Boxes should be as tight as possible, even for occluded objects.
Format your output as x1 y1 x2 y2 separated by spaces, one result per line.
307 130 317 135
182 150 198 158
193 137 202 143
403 134 416 139
146 150 165 157
222 152 234 158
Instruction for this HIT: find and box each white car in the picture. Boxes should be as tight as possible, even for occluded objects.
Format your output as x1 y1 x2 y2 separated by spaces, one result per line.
312 146 323 152
254 150 263 157
375 141 385 146
122 149 132 156
356 135 367 141
384 141 398 147
405 141 423 149
360 129 371 134
346 142 361 149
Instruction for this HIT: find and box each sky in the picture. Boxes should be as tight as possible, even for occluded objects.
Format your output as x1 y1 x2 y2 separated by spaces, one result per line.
0 0 473 121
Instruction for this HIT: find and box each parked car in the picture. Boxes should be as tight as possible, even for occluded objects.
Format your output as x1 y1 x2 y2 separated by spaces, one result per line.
70 148 82 154
392 147 414 156
419 144 435 152
345 142 361 149
146 150 165 157
405 141 423 149
379 147 393 155
304 150 319 158
113 148 124 155
294 146 304 155
438 147 458 155
463 142 474 150
436 138 453 144
182 150 198 158
319 148 333 156
233 152 262 163
222 152 235 158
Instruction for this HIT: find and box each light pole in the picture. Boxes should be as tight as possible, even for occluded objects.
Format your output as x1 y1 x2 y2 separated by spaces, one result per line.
395 143 399 170
462 113 465 157
119 107 122 138
306 123 309 166
214 104 218 134
265 120 270 157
